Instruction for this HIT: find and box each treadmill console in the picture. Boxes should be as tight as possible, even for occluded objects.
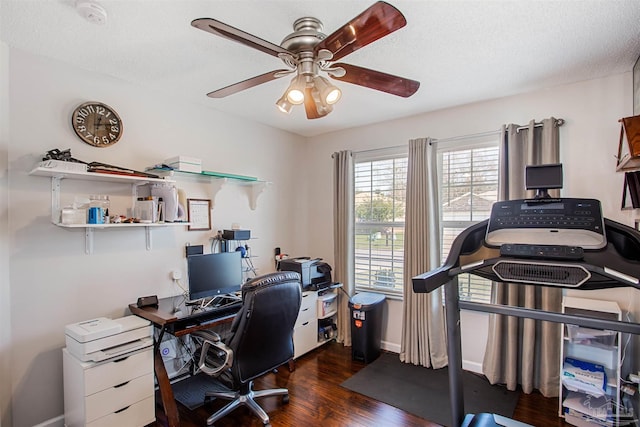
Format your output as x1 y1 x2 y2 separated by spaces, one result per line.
485 198 606 249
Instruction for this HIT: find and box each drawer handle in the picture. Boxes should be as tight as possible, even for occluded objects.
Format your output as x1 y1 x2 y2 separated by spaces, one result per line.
114 381 130 388
113 356 130 363
114 405 131 414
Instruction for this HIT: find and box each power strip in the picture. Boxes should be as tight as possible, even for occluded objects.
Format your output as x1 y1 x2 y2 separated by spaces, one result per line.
629 373 640 383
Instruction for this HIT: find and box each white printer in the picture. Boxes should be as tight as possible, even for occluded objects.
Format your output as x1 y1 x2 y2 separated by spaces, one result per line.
65 316 153 362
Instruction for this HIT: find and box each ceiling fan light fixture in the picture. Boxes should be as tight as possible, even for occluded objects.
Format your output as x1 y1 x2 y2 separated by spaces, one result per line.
275 94 293 114
287 89 305 104
314 76 342 105
285 75 306 105
310 86 333 116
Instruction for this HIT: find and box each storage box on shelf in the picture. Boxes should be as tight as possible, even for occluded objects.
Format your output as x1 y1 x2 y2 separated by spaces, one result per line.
559 296 635 427
164 156 202 174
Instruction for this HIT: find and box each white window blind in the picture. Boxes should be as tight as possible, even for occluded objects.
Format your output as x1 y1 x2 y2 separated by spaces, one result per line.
439 141 499 303
354 154 407 296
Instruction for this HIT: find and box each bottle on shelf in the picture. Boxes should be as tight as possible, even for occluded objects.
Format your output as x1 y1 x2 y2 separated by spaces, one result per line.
89 194 110 223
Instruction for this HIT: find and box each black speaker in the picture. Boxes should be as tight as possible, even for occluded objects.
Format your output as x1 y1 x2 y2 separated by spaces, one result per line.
185 244 204 257
137 295 159 308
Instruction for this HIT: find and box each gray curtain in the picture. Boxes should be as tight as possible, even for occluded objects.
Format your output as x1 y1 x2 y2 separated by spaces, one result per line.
400 138 448 368
332 150 355 346
482 118 562 397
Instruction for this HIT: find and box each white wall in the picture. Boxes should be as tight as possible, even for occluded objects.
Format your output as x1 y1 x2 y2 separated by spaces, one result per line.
6 48 306 427
305 72 640 372
1 40 12 427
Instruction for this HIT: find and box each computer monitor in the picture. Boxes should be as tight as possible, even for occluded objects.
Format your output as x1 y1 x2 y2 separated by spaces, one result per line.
525 163 563 198
187 251 242 301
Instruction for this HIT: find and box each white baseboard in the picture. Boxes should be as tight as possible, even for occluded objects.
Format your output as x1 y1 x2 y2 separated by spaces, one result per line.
33 415 64 427
381 340 400 354
463 360 483 374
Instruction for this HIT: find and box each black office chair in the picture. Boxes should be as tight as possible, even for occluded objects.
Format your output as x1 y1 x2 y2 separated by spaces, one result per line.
191 271 302 426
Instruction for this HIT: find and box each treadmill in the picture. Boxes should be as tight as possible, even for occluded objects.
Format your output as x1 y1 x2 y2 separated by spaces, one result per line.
412 165 640 427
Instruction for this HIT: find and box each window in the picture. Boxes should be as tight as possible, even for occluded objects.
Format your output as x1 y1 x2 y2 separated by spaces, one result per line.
354 149 407 297
352 138 499 302
438 138 499 303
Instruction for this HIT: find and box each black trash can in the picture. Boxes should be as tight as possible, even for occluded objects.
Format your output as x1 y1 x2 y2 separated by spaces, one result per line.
349 292 386 363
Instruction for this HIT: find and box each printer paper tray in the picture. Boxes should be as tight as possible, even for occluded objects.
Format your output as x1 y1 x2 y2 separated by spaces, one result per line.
68 337 153 362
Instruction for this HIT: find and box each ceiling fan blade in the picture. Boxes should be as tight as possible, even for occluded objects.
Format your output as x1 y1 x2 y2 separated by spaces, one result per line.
330 63 419 98
207 69 291 98
192 18 292 58
314 1 406 62
303 87 331 119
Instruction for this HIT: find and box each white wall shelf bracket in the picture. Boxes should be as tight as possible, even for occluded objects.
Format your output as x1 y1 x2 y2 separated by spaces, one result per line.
249 181 271 210
145 227 152 251
51 177 62 223
209 178 228 209
85 228 93 254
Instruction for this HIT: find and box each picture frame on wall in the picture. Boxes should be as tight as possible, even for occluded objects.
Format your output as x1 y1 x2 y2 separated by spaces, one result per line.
187 198 211 231
634 53 640 115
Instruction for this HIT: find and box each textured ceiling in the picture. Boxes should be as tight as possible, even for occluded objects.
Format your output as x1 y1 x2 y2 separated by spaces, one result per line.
2 0 640 137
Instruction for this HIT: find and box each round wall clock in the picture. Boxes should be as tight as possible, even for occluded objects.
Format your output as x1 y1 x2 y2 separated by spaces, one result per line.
71 101 123 147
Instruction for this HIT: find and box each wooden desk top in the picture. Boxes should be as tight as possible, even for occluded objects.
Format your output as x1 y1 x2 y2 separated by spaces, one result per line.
128 295 239 337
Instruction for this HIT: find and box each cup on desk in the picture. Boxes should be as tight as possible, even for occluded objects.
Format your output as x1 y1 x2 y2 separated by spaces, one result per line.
87 207 104 224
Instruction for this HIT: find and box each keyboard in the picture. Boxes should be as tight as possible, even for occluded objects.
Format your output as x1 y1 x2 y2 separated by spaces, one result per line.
190 300 242 318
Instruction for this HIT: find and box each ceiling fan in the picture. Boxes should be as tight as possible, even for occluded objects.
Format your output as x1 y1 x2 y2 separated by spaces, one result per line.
191 1 420 119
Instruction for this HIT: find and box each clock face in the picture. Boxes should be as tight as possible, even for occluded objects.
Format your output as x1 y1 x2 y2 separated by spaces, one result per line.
71 102 123 147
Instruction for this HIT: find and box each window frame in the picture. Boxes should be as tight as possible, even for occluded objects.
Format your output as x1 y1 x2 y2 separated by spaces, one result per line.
353 146 408 299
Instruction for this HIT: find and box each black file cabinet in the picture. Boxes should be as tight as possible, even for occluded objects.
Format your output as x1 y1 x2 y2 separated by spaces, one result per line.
349 292 385 363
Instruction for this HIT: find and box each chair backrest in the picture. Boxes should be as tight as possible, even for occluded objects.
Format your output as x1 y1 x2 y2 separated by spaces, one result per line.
227 271 302 384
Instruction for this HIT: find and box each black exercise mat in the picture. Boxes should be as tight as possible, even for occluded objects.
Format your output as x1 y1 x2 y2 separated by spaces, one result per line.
172 373 230 410
341 352 519 427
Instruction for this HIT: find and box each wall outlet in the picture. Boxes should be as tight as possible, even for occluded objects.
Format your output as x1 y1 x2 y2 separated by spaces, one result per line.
171 270 182 280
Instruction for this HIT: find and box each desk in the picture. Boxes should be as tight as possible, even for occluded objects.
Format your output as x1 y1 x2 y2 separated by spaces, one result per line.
129 295 241 427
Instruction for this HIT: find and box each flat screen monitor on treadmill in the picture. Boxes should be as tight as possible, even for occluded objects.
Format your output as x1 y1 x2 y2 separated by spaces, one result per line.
526 163 563 198
187 251 242 301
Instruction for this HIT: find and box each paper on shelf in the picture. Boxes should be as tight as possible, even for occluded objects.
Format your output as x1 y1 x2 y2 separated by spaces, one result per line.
562 357 607 398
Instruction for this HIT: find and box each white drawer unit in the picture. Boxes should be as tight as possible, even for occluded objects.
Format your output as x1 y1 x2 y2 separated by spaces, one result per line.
296 291 317 328
293 284 341 359
293 291 318 358
63 347 155 427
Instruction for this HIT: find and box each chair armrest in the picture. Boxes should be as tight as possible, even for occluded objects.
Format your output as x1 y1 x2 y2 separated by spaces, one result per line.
191 330 234 377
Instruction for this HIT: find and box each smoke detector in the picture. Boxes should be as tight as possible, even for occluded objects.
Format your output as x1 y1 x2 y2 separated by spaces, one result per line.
76 1 107 25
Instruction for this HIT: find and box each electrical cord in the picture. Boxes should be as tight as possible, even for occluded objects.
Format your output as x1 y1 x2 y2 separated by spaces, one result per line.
173 278 189 299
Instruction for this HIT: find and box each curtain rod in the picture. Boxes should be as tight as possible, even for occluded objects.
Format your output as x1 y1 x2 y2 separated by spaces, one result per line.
354 118 565 155
516 118 565 133
355 129 501 155
432 129 501 144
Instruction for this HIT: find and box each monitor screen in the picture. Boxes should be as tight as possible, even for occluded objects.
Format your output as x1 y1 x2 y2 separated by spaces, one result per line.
187 251 243 301
525 163 563 190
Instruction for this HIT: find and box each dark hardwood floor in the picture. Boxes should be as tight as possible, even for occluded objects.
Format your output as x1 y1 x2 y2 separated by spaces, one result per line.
153 341 571 426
